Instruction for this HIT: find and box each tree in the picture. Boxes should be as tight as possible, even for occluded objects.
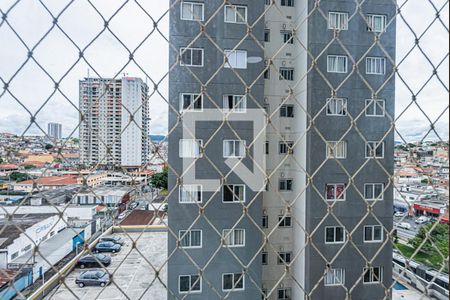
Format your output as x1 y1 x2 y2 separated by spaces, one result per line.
9 172 29 182
151 168 168 190
23 164 35 170
409 223 449 257
0 157 3 164
45 144 54 150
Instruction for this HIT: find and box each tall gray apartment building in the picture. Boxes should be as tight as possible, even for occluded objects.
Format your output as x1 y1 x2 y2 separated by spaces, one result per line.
79 77 149 167
168 1 395 299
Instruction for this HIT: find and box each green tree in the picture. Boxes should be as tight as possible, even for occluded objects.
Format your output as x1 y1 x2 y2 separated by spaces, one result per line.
45 144 54 150
9 172 29 182
409 223 449 257
23 164 35 170
0 157 3 164
151 168 168 190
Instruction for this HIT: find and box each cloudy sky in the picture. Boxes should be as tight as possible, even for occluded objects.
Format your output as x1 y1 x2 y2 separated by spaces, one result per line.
0 0 448 142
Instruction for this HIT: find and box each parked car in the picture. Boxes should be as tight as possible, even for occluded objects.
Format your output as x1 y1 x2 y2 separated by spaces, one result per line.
415 216 430 224
394 211 406 217
75 270 110 288
117 212 127 220
128 201 139 210
100 235 124 245
76 254 111 269
95 241 121 253
397 222 411 230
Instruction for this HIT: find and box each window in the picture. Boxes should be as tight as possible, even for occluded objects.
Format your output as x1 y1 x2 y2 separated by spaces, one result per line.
224 50 247 69
277 252 292 264
363 267 383 283
365 99 385 116
264 29 270 42
180 2 204 21
366 57 386 75
264 68 270 79
179 275 201 293
364 183 384 200
278 215 292 227
280 104 294 117
328 12 348 30
365 141 384 158
326 141 347 159
223 184 245 202
367 14 386 32
223 140 246 158
22 244 32 252
179 184 202 203
278 288 292 299
327 55 348 73
180 93 202 111
262 215 268 228
223 95 246 112
11 252 19 260
279 68 294 81
179 230 202 248
262 252 268 265
224 5 247 24
324 268 345 286
325 226 345 244
179 139 202 158
279 179 293 191
280 0 294 7
222 273 245 291
279 141 294 154
364 225 383 242
264 141 269 155
180 47 204 67
326 98 347 116
326 184 346 201
222 229 245 247
281 30 294 44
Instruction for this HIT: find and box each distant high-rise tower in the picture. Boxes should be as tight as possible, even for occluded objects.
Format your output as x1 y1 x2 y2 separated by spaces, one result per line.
79 77 149 167
47 122 62 140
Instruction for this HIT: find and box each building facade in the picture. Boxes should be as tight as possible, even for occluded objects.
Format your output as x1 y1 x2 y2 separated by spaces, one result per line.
79 77 149 167
168 1 395 299
47 122 62 140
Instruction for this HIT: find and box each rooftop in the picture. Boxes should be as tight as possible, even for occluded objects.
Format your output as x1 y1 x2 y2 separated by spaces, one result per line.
119 210 166 226
16 175 78 186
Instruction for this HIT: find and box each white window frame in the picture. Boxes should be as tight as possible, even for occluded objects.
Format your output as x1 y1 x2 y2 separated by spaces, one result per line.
179 184 202 203
328 12 349 30
277 251 292 264
278 215 292 227
222 273 245 291
179 229 202 248
280 0 294 7
326 141 347 159
262 251 268 265
223 184 246 203
277 287 292 299
363 225 383 243
365 141 385 158
223 94 247 112
180 93 203 112
325 183 346 201
224 5 247 24
324 268 345 286
366 57 386 75
279 141 294 154
279 179 293 191
281 30 294 44
367 14 387 33
224 50 247 69
180 2 204 21
327 55 348 73
364 183 384 201
223 140 246 158
179 47 204 67
279 68 294 81
264 29 270 42
325 226 346 244
280 104 294 117
363 267 383 284
222 229 245 247
179 139 203 158
179 274 202 293
326 98 347 116
365 99 385 117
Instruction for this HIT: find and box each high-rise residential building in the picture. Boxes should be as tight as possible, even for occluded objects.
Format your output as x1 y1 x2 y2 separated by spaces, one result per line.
79 77 149 167
47 122 62 140
168 1 395 299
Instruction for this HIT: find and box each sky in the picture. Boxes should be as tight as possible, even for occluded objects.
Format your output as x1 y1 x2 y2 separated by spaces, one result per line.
0 0 448 142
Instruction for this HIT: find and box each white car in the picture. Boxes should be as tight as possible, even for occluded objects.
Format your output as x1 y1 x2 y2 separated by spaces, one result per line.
394 211 406 217
117 212 127 220
415 216 430 224
397 222 411 230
